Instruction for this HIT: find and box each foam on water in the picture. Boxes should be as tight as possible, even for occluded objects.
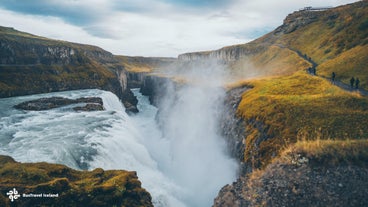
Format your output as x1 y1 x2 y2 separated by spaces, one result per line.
0 88 237 207
0 89 185 206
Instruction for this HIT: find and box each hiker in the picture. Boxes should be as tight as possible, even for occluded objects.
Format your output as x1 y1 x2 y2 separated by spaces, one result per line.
350 77 355 88
312 67 316 75
331 72 336 83
356 78 360 89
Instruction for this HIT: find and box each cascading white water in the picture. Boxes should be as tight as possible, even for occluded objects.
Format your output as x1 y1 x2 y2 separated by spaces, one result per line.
0 72 238 207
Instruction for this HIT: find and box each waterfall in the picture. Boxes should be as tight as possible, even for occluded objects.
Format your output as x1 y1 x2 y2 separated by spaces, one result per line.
0 84 238 206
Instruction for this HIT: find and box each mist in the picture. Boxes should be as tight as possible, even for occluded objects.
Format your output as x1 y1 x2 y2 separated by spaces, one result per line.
151 59 239 206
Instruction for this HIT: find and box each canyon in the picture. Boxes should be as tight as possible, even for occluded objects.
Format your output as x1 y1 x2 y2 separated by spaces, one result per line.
1 1 368 206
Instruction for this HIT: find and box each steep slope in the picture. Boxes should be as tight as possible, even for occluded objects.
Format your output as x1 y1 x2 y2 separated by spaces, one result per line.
214 140 368 207
0 155 153 207
179 1 368 88
0 26 127 100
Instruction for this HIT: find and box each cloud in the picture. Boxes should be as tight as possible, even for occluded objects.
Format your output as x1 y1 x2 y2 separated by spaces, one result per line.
0 0 115 25
0 0 360 57
161 0 236 8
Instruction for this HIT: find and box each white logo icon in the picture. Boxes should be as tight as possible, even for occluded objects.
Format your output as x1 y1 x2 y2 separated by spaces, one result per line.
6 188 20 202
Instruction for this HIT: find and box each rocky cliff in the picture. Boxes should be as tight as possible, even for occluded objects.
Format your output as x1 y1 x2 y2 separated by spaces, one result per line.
214 140 368 207
178 43 267 63
0 26 139 112
0 155 153 207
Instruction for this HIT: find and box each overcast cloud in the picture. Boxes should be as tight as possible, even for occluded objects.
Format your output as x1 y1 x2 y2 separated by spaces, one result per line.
0 0 359 57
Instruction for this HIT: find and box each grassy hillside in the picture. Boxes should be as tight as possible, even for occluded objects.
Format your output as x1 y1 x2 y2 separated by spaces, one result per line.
246 45 311 76
235 71 368 168
185 1 367 89
271 1 368 89
318 45 368 89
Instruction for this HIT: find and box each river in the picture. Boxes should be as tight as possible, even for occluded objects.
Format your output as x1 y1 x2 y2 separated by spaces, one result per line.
0 87 237 207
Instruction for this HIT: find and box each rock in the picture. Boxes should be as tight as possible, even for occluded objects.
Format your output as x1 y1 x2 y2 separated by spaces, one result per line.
73 103 104 111
75 97 103 105
214 151 368 207
121 89 139 114
14 97 75 110
123 101 139 114
14 96 104 111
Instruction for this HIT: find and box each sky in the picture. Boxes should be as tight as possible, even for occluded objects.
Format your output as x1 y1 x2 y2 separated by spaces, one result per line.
0 0 359 57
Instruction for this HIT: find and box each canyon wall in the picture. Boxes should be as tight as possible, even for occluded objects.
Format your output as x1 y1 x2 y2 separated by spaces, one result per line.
0 26 140 112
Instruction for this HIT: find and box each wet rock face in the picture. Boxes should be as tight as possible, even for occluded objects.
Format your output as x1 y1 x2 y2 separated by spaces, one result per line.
140 74 175 106
220 86 250 172
14 97 104 111
126 72 148 88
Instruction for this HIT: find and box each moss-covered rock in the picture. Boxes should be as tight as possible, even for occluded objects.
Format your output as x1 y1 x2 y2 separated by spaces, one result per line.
0 155 153 207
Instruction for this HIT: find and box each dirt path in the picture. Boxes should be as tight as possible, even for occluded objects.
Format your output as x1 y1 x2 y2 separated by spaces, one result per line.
275 44 368 96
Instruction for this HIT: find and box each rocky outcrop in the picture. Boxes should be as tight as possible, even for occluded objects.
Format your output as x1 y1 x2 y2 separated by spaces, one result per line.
14 97 104 111
274 10 323 34
214 144 368 207
0 155 153 207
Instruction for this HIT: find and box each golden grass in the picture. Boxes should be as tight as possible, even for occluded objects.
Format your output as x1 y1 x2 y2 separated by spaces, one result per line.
283 139 368 166
318 45 368 89
249 45 311 75
236 72 368 168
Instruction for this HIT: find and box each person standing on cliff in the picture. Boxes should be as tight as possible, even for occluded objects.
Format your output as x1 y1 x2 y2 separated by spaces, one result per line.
331 72 336 84
350 77 355 89
355 78 360 89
